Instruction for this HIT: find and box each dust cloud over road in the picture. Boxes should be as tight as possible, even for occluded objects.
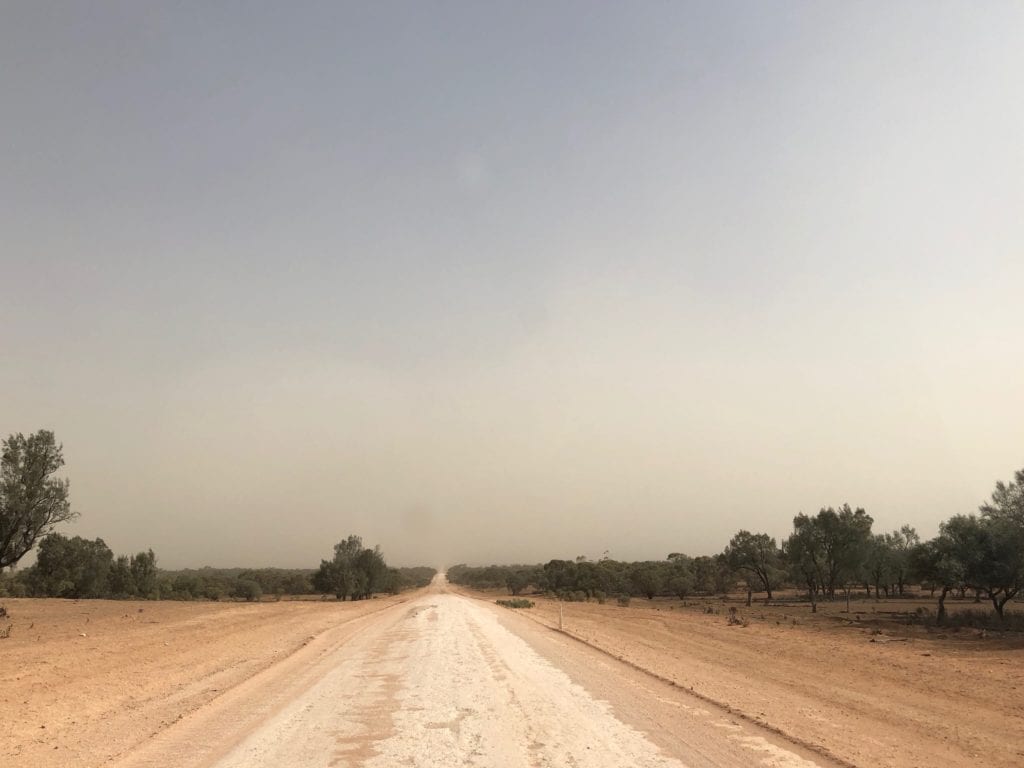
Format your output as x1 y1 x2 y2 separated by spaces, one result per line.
115 576 830 768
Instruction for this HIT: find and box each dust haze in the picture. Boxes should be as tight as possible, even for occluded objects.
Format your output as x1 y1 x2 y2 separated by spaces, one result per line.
2 3 1022 569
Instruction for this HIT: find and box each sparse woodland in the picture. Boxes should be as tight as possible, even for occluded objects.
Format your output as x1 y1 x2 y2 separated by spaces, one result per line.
0 430 434 603
449 469 1024 627
3 427 1022 625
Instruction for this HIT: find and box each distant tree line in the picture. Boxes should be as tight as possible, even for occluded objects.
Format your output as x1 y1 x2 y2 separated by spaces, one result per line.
0 430 435 602
448 556 729 603
450 467 1024 625
0 533 303 601
4 428 1020 621
0 532 436 602
143 566 314 602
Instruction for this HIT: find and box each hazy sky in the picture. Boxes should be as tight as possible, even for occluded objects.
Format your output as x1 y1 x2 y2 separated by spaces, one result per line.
2 2 1022 569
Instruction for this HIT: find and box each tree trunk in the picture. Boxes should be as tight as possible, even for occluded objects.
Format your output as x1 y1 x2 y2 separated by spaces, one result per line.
991 592 1006 621
844 586 851 613
937 585 949 625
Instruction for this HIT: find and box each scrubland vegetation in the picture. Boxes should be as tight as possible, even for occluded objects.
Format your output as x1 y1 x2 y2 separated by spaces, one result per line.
2 431 1021 768
0 430 434 608
450 468 1024 629
3 426 1021 629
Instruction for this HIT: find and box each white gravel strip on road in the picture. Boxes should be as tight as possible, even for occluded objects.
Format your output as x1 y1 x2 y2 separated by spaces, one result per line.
212 593 688 768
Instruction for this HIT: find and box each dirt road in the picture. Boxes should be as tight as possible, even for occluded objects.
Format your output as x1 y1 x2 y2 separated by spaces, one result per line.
6 580 1020 766
112 578 833 768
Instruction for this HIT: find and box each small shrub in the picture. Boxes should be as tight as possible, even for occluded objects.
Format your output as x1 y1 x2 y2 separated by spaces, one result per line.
727 607 748 627
0 624 10 639
203 584 225 601
557 589 588 603
616 594 631 607
900 607 1024 631
496 598 535 609
232 578 263 602
948 609 1024 632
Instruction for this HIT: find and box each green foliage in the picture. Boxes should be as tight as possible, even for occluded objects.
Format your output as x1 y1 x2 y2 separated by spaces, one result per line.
504 570 533 596
312 535 420 600
0 573 27 597
940 514 1023 619
723 530 780 599
388 566 436 593
667 571 695 600
691 555 733 595
980 468 1024 527
908 469 1024 623
313 535 362 599
231 578 263 602
397 566 436 587
131 550 158 597
446 564 543 593
151 567 315 601
452 556 706 602
496 598 534 609
865 526 919 598
630 562 666 599
27 534 113 598
106 549 159 598
785 504 873 601
1 430 77 569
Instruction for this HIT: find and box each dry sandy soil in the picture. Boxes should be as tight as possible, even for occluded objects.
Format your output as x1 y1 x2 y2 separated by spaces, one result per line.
1 582 1021 767
472 591 1024 768
0 594 412 766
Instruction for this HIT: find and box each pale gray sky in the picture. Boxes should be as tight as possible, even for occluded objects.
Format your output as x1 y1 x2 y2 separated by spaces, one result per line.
2 2 1022 568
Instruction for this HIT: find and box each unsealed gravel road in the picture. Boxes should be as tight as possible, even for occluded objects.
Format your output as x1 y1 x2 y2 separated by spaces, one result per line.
116 577 835 768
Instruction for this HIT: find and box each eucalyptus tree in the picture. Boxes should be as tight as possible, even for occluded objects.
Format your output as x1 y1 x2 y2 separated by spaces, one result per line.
723 530 780 602
0 430 76 569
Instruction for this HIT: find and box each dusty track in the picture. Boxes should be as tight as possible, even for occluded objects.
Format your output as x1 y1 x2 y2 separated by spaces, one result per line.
495 592 1024 768
9 579 1007 767
0 594 413 766
1 581 840 766
111 579 832 768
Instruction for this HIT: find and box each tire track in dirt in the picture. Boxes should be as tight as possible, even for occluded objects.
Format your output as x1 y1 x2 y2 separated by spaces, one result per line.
114 581 838 767
467 593 857 768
